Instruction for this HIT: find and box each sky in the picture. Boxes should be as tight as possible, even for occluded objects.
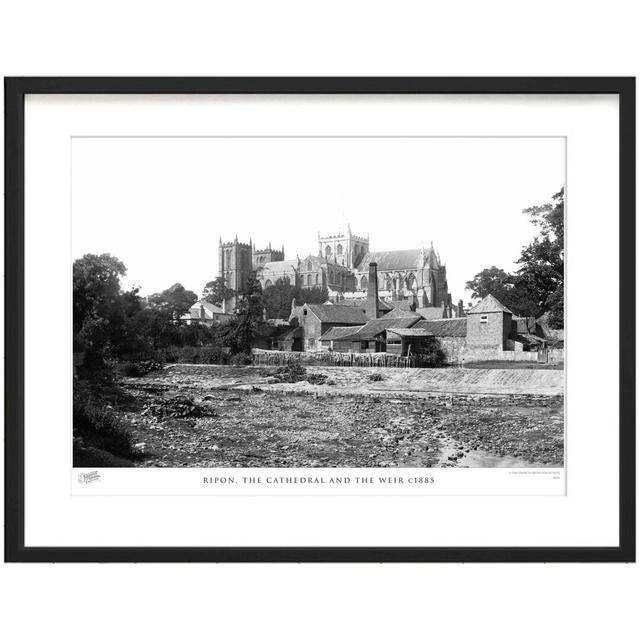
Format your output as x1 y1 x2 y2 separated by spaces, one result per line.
72 136 565 305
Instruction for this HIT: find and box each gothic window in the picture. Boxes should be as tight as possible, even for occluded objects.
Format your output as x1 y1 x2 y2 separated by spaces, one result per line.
325 246 332 258
336 244 343 256
407 273 416 290
360 275 368 290
307 260 312 271
315 274 319 285
307 274 312 286
264 279 272 288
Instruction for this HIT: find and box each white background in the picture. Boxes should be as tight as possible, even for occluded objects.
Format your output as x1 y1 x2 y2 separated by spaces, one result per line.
26 94 607 547
1 2 638 640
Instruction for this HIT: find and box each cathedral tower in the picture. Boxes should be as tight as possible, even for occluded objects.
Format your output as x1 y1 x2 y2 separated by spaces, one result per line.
219 236 253 294
317 225 369 269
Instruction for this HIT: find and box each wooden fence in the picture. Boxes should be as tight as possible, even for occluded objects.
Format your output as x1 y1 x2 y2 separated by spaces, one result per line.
252 349 421 368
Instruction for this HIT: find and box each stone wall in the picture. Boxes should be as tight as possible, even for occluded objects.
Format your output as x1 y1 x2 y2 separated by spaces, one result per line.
463 347 540 363
466 310 511 349
433 337 467 364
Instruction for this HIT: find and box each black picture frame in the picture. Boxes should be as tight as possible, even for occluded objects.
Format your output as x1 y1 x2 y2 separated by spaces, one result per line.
4 77 636 563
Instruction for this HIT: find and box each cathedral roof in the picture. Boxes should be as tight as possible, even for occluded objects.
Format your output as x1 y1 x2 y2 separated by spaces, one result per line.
467 294 513 315
357 250 422 272
357 247 441 272
258 259 299 275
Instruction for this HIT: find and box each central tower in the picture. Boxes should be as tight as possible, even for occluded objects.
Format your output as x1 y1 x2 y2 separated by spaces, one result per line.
317 224 369 269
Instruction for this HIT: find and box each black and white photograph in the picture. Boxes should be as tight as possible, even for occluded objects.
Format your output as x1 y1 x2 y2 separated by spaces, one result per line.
72 136 565 472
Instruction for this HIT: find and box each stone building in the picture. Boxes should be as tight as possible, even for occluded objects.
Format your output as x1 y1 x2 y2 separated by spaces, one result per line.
252 242 285 268
317 226 369 269
180 300 234 326
465 294 512 350
352 243 450 308
219 236 253 294
220 227 452 313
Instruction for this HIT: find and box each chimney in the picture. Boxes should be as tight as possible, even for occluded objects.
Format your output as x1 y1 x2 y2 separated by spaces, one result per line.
458 299 464 318
366 262 379 319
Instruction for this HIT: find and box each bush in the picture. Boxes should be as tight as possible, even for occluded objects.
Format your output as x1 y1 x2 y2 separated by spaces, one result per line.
199 345 225 364
306 373 328 385
273 361 307 382
229 352 252 366
122 359 163 377
368 373 384 382
73 392 141 462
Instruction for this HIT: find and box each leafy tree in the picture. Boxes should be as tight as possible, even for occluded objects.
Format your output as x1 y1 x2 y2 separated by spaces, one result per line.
262 279 328 319
203 276 234 306
298 286 329 306
73 254 142 369
147 283 197 319
73 253 127 335
219 271 265 353
464 188 564 327
516 188 564 327
465 266 512 301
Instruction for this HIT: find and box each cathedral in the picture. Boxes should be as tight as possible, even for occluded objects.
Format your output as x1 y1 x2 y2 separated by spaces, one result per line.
218 226 452 310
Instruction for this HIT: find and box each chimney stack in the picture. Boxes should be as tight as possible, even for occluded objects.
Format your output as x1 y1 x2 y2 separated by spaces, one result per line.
366 262 379 319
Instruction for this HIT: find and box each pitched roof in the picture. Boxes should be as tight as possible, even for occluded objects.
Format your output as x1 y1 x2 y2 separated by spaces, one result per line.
334 315 421 341
413 318 467 337
280 326 304 340
357 250 421 272
320 326 360 341
332 297 393 311
414 306 447 320
357 246 441 272
383 307 422 319
387 299 417 311
183 300 229 319
387 327 433 337
258 259 299 277
304 304 368 325
467 294 512 315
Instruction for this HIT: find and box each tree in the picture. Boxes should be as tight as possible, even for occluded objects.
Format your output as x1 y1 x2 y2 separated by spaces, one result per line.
262 279 328 320
465 266 512 301
147 283 197 319
220 271 265 354
464 188 564 327
202 276 233 306
73 253 127 335
516 188 564 327
73 254 140 369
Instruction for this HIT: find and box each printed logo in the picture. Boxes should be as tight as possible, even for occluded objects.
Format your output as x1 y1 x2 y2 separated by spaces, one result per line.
78 470 101 484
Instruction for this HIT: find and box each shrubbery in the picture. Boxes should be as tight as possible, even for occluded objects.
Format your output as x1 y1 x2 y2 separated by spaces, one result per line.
73 385 142 463
122 359 164 377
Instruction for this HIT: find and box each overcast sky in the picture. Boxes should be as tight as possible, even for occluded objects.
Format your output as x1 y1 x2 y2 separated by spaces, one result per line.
72 136 565 305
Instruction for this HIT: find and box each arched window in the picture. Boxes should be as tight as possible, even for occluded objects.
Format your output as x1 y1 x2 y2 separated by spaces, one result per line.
264 279 272 288
360 275 368 290
307 274 312 286
307 260 312 271
325 246 332 258
407 273 416 290
336 244 343 256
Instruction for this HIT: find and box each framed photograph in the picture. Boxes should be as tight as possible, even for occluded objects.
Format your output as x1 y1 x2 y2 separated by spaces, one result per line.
5 77 635 562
